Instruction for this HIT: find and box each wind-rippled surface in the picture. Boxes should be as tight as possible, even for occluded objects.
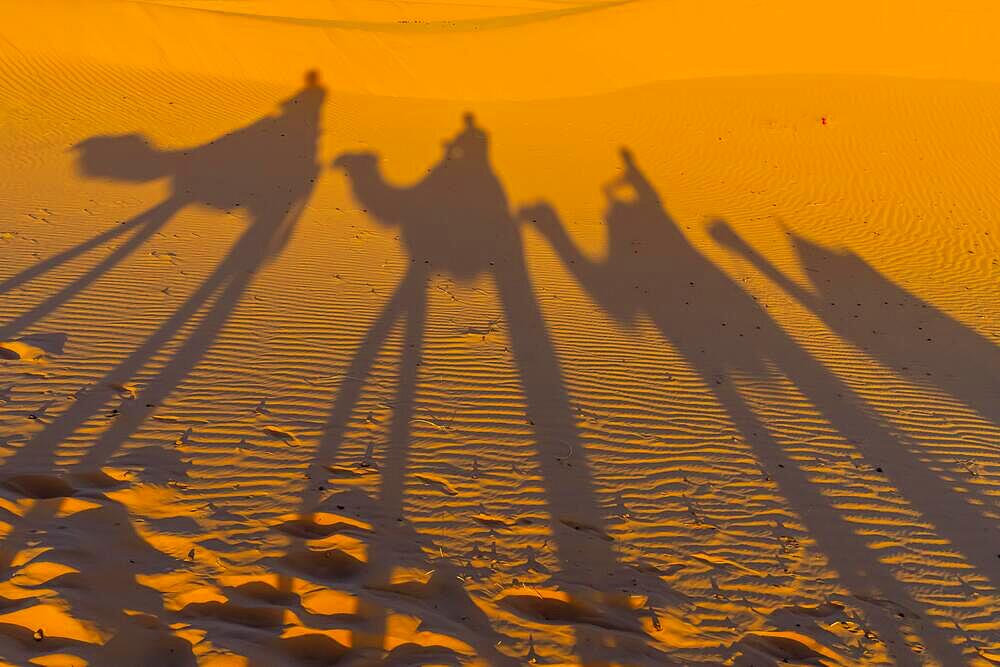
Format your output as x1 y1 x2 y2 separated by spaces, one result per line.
0 5 999 665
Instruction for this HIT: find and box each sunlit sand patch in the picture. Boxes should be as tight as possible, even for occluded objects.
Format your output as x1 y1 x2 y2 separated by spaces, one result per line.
274 511 372 540
0 335 66 364
299 587 357 616
382 610 478 656
0 603 102 645
103 484 191 519
1 546 52 572
51 498 103 520
0 342 47 363
9 561 78 588
27 654 91 667
158 581 227 614
197 655 246 667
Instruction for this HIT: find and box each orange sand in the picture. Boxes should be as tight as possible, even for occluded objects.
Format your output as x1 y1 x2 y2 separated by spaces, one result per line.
0 1 998 665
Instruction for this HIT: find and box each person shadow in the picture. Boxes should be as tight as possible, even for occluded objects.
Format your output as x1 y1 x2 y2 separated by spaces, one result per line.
708 221 1000 429
0 72 325 592
296 115 668 664
520 148 996 666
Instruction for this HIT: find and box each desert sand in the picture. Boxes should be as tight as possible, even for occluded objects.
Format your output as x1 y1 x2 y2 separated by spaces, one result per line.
0 1 998 665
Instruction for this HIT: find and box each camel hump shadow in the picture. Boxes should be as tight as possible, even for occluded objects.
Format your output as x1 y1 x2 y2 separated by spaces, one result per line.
74 76 326 218
334 114 519 281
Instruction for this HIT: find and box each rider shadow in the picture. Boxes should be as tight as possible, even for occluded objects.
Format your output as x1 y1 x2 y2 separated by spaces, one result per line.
297 115 670 664
709 221 1000 429
521 148 995 666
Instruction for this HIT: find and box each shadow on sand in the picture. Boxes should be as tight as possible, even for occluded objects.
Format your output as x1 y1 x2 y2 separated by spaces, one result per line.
709 219 1000 429
3 71 324 472
2 93 997 664
288 115 671 664
521 148 998 666
0 72 325 665
1 72 318 342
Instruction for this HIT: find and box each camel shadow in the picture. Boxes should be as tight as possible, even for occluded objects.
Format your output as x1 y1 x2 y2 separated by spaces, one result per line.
291 115 672 664
709 220 1000 429
2 71 324 473
1 71 319 342
521 147 997 666
0 131 180 307
0 70 326 633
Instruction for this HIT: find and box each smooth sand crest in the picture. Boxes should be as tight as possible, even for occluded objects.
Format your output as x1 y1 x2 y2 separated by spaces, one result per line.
0 2 999 666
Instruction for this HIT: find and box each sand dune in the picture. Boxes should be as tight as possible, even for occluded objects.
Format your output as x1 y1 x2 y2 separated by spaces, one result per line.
0 1 999 665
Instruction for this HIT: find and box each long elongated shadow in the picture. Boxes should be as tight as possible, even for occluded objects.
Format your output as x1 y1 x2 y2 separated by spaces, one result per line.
361 266 429 652
0 208 153 295
710 221 1000 429
0 74 325 580
288 260 518 663
522 148 993 665
0 199 182 340
292 117 664 664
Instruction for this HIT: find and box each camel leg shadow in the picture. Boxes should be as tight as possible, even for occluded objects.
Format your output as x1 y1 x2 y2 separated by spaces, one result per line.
353 267 428 653
0 198 183 340
279 267 423 645
0 202 301 573
281 266 525 663
298 266 427 510
0 205 160 295
494 257 658 663
711 379 968 666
